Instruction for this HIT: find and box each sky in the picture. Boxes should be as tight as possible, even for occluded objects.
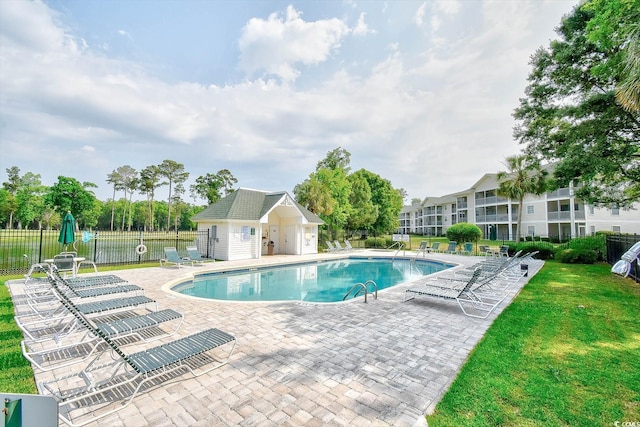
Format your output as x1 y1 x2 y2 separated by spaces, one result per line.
0 0 579 205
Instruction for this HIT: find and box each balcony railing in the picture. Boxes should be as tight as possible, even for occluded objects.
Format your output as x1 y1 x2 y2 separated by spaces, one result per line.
547 188 571 199
474 196 509 206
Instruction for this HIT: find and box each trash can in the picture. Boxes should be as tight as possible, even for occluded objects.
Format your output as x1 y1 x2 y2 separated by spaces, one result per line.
267 241 274 256
520 263 529 277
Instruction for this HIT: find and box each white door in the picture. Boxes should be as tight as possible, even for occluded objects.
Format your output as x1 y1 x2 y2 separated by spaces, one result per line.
285 225 295 254
270 225 279 254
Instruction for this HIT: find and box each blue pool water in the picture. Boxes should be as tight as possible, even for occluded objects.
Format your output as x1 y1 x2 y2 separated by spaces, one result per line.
172 257 453 303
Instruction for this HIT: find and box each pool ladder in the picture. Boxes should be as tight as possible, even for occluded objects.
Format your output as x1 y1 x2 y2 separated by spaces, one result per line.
343 280 378 303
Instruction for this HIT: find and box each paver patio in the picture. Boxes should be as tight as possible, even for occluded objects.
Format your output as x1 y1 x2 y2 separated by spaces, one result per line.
8 250 543 426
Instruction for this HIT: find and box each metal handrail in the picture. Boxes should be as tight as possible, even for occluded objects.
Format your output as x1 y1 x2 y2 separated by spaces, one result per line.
343 280 378 303
363 280 378 300
389 241 405 259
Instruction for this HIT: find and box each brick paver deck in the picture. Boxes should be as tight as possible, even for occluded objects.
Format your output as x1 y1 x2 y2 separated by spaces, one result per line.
8 250 543 426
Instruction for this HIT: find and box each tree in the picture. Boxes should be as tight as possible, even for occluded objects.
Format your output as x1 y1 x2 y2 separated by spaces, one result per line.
315 168 351 238
190 169 238 204
158 160 189 230
346 171 378 231
45 176 98 226
355 169 403 234
316 147 351 173
15 172 45 229
446 223 483 246
2 166 21 228
0 188 10 228
496 155 548 243
107 165 138 231
583 0 640 113
514 2 640 207
106 169 123 231
293 175 335 215
119 166 139 231
139 165 164 231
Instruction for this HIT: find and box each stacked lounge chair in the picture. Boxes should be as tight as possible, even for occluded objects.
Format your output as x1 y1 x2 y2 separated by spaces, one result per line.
12 265 236 426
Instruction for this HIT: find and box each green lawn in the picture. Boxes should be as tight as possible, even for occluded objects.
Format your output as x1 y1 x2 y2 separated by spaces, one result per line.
427 262 640 426
2 262 639 425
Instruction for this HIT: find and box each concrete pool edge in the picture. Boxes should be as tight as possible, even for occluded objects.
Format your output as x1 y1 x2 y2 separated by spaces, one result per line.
161 252 461 304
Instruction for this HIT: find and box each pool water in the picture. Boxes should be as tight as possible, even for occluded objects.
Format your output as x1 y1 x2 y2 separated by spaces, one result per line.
172 257 453 303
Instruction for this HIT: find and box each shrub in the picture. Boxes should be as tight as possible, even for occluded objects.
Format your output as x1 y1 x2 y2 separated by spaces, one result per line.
446 223 482 246
563 235 606 261
515 242 556 260
555 248 598 264
365 237 388 248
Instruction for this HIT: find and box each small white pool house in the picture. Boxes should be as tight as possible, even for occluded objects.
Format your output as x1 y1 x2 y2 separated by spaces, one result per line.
191 188 324 261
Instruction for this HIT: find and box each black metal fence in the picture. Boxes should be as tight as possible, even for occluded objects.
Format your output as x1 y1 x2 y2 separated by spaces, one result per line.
606 234 639 283
0 229 210 276
2 228 638 281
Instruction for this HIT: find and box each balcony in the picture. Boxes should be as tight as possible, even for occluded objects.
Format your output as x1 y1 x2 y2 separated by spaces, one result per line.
547 188 571 199
547 210 586 221
475 214 514 223
548 211 571 221
474 196 509 206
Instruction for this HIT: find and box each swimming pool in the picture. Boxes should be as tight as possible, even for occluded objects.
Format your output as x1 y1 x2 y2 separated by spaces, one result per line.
172 257 454 303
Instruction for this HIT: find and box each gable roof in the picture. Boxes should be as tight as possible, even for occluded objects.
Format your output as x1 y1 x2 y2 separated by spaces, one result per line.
191 188 323 224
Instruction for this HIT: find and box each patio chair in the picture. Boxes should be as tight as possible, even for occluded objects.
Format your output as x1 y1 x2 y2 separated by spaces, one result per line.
52 253 75 278
160 247 192 268
21 307 184 372
430 242 441 253
499 245 510 257
344 239 355 251
461 242 474 256
403 268 504 318
326 241 337 252
185 245 214 266
415 241 431 258
334 240 347 251
445 241 457 254
37 281 236 427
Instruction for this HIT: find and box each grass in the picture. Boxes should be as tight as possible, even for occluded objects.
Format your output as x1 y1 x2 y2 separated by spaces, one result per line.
1 261 639 425
427 261 640 426
0 281 38 393
0 262 160 394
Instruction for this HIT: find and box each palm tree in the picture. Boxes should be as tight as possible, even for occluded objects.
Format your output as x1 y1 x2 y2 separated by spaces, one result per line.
139 165 163 231
158 160 189 231
617 24 640 113
106 169 124 231
497 154 548 243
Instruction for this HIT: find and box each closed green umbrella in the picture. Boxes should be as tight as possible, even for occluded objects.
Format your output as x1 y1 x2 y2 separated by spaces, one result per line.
58 211 76 251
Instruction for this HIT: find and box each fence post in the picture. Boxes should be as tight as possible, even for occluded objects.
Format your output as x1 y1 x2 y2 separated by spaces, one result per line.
38 228 44 263
93 233 98 262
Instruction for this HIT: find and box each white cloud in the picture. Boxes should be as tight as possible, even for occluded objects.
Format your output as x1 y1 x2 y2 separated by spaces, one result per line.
414 3 427 27
117 29 133 40
435 0 461 15
238 5 350 82
0 0 578 203
353 12 372 36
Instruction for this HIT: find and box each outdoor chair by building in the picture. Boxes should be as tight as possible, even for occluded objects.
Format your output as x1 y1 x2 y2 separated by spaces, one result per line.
185 246 214 266
334 240 347 251
344 239 355 251
160 247 192 268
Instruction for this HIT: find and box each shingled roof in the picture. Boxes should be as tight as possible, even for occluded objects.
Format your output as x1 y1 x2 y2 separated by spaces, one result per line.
191 188 323 224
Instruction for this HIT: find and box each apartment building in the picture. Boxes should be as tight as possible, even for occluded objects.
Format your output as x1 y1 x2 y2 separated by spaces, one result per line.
399 173 640 240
